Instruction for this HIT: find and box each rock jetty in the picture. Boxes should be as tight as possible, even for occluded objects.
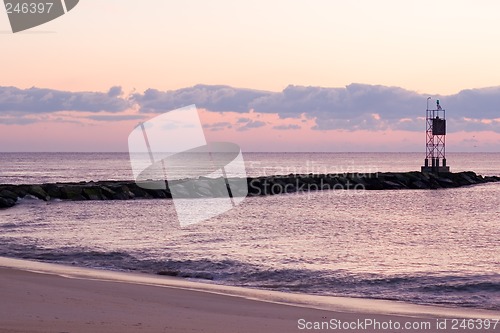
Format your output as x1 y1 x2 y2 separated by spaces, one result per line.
0 171 498 209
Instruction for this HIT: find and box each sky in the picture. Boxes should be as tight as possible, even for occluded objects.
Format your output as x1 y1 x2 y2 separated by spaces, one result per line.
1 0 500 152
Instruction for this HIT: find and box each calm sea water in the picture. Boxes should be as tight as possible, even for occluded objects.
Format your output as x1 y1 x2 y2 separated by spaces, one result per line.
0 152 499 184
0 152 499 310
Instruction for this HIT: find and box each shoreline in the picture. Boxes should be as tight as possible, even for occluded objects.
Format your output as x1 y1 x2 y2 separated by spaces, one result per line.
0 257 498 333
1 171 499 209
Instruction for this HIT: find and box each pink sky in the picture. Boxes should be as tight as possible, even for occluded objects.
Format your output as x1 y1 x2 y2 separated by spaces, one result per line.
0 105 498 152
1 1 500 152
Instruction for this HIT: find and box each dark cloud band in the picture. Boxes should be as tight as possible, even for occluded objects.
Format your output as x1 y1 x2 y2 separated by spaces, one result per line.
130 84 500 132
1 84 499 133
0 86 130 114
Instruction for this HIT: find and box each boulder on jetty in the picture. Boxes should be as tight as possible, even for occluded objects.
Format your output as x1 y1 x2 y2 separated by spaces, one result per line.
0 171 498 209
0 189 17 208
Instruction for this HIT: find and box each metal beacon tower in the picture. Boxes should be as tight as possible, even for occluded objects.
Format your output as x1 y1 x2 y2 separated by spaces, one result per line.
421 97 450 173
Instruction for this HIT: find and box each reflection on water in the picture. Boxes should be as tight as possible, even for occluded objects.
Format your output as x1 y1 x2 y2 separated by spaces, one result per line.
1 181 499 310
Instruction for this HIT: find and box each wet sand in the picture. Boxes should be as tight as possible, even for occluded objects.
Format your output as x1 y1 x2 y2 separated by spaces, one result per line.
0 257 497 333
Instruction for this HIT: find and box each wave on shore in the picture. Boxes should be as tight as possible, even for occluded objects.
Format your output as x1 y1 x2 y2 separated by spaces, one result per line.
1 243 498 311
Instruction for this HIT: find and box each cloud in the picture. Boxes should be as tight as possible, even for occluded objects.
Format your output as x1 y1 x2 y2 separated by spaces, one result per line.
0 116 38 125
3 84 500 133
131 84 269 113
107 86 123 98
86 114 146 122
131 83 500 132
273 124 301 130
448 117 500 133
237 120 266 131
446 87 500 119
0 86 131 114
251 84 421 120
237 117 251 123
203 121 233 131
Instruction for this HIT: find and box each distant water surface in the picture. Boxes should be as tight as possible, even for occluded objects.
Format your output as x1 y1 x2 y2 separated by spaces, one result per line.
0 152 499 184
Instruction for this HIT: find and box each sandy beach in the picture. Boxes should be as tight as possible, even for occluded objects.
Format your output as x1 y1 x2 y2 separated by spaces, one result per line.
0 257 498 333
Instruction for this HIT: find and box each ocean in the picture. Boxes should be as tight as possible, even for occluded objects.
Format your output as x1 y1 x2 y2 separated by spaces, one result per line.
0 152 499 311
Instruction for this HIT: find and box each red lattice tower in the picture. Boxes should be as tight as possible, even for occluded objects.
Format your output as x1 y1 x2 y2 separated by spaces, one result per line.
422 98 450 173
